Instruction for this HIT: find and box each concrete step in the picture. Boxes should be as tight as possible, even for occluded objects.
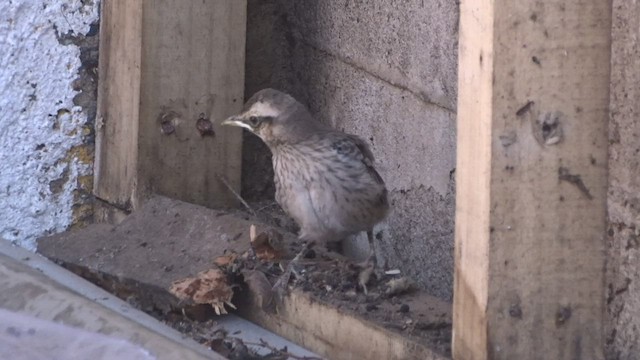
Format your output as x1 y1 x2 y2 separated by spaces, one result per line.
36 195 451 359
0 238 319 359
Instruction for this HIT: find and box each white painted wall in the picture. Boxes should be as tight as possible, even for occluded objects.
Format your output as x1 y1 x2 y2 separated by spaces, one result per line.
0 0 99 250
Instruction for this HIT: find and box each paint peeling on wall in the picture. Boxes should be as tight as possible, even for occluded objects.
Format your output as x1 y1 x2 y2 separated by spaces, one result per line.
0 0 100 250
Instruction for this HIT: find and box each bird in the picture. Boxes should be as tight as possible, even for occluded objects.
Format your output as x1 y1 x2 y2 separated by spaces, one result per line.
221 88 389 269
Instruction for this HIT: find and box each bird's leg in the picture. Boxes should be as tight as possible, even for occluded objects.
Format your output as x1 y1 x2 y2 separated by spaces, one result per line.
326 240 343 254
317 240 348 262
358 255 375 295
272 240 315 297
354 231 380 294
366 230 377 266
366 229 389 283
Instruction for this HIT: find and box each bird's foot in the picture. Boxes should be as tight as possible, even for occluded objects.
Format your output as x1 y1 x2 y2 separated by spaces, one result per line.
368 252 389 280
326 240 343 254
357 256 376 295
272 241 315 297
357 249 391 294
364 230 387 280
315 247 348 263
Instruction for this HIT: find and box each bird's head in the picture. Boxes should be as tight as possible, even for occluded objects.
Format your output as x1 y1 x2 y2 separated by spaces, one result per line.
221 88 325 147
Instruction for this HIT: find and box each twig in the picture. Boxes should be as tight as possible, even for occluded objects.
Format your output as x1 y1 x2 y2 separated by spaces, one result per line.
256 201 279 212
216 174 256 216
272 242 315 297
233 337 323 360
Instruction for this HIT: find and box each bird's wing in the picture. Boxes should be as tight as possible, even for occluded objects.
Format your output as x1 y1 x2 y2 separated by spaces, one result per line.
340 134 386 186
340 135 389 212
302 132 388 237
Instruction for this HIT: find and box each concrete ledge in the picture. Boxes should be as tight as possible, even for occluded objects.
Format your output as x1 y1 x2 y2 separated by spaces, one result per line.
0 239 221 360
38 196 451 359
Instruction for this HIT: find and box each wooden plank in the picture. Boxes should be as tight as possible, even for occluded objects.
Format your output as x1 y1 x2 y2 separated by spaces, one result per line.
238 290 449 360
94 0 246 210
453 1 611 359
94 0 143 209
137 0 246 208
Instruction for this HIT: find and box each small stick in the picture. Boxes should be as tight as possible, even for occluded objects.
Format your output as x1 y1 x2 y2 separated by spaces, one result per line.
272 242 315 297
216 174 256 216
233 337 323 360
256 201 279 212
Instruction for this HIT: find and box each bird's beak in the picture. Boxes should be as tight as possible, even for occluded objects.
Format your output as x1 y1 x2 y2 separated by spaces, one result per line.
221 116 252 131
221 116 240 126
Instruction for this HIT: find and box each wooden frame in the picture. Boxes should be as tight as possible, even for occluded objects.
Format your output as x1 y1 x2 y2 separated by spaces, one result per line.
94 0 614 358
454 0 612 358
94 0 246 211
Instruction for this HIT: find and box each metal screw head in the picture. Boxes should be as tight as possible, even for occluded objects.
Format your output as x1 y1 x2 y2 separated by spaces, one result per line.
161 120 175 135
159 110 180 135
196 114 215 137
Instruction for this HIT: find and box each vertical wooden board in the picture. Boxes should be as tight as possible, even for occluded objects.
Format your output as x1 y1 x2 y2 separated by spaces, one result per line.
454 0 611 359
94 0 143 209
488 1 610 358
452 0 493 358
137 0 246 208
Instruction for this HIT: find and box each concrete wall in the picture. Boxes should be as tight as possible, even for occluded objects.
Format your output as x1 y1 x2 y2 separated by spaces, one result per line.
244 0 459 300
0 1 99 250
606 1 640 359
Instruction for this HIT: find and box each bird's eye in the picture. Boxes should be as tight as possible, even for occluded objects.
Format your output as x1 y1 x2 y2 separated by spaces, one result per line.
248 116 259 126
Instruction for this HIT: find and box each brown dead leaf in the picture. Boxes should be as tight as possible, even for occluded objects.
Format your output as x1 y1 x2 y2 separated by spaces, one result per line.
213 253 238 267
170 269 236 315
242 269 276 313
385 277 415 296
249 224 287 261
206 338 231 357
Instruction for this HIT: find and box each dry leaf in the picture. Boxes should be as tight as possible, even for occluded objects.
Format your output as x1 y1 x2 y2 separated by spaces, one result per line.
249 224 286 261
206 338 231 357
170 269 236 315
242 269 275 313
213 253 238 267
385 277 415 296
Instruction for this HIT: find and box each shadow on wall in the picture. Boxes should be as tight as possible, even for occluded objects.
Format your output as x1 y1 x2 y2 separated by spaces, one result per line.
243 0 459 301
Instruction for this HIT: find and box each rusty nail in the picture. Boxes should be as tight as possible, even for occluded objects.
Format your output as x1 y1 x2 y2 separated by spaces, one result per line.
196 114 215 137
161 120 175 135
509 303 522 319
159 111 180 135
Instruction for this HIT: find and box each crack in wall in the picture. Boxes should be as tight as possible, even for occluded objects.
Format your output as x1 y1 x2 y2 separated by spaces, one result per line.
297 37 456 114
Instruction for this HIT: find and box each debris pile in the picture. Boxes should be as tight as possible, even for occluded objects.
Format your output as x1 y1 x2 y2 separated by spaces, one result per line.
206 330 322 360
169 269 236 315
169 224 419 320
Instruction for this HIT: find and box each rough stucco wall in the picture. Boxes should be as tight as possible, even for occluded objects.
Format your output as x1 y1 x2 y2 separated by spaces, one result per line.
606 1 640 359
245 0 459 300
0 0 99 250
